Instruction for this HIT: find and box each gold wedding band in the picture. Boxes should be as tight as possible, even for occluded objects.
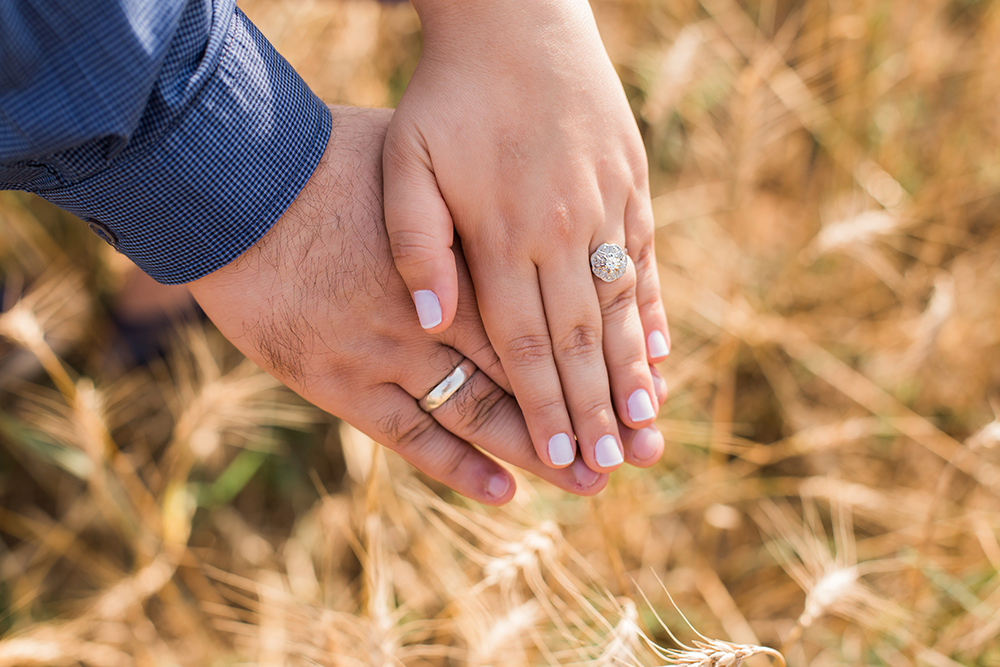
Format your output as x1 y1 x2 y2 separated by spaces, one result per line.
417 358 478 412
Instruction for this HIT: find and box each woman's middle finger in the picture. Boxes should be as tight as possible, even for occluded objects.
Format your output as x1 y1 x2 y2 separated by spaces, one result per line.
537 248 623 474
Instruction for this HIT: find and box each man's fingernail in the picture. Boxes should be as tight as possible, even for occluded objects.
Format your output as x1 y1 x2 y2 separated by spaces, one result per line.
548 433 575 466
648 330 670 358
413 290 442 329
631 426 662 463
627 389 657 422
651 369 669 402
487 473 510 500
571 458 600 488
594 434 623 468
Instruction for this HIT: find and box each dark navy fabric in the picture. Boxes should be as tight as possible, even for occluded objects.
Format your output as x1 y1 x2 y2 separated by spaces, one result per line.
0 0 332 284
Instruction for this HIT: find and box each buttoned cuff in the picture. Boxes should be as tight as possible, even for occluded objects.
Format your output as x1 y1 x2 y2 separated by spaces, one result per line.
40 8 331 284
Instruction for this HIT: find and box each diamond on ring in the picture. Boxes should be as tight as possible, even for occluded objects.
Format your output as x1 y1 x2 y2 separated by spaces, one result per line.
590 243 628 282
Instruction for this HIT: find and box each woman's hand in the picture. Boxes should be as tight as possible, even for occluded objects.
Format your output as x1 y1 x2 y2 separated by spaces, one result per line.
190 107 661 504
383 0 671 474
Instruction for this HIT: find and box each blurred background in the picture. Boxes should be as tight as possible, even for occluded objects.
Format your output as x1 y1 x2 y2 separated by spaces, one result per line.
1 0 999 664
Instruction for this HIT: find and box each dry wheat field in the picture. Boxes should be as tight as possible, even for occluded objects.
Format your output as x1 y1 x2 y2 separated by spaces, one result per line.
1 0 999 665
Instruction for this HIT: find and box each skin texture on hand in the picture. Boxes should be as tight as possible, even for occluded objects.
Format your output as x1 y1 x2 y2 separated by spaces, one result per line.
189 107 665 504
382 0 671 475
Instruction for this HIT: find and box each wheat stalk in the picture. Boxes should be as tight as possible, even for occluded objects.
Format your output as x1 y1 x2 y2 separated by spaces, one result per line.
630 573 785 667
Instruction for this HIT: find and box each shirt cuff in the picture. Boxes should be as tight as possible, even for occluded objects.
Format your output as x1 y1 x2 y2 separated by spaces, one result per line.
39 8 332 285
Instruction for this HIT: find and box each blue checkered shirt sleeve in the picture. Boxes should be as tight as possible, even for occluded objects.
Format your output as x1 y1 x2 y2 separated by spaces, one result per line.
0 0 332 284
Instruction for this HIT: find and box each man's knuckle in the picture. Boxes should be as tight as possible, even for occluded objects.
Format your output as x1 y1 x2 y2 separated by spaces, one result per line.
477 346 505 377
439 445 474 481
453 382 507 433
384 410 436 451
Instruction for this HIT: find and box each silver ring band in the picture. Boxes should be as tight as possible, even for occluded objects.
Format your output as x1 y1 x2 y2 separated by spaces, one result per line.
418 358 478 412
590 243 628 282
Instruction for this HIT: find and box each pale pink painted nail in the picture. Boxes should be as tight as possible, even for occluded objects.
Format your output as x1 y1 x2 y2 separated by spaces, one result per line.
413 290 442 329
594 434 623 468
627 389 657 422
648 330 670 358
548 433 575 466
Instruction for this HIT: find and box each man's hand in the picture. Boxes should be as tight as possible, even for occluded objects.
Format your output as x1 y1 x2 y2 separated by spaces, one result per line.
189 107 658 504
382 0 670 474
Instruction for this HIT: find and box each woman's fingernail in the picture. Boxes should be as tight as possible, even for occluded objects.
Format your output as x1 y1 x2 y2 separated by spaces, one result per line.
631 426 663 463
594 434 623 468
487 473 510 500
413 290 442 329
571 458 600 488
627 389 657 422
648 330 670 358
548 433 575 466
